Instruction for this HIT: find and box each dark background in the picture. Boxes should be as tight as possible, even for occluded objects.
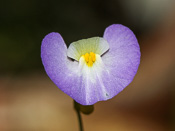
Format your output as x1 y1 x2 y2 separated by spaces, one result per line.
0 0 175 130
0 0 168 73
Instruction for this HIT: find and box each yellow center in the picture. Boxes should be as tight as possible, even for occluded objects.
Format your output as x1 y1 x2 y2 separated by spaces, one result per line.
82 52 96 67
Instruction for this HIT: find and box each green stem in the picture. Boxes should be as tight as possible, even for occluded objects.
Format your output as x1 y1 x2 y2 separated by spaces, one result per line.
74 101 84 131
76 108 83 131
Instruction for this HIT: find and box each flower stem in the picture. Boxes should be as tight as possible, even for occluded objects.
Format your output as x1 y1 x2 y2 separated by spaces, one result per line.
74 101 84 131
76 107 83 131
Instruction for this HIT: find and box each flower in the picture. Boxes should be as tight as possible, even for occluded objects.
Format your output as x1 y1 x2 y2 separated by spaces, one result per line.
41 24 140 105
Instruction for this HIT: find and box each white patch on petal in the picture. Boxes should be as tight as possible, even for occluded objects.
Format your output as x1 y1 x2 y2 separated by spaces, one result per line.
67 37 109 61
78 54 109 103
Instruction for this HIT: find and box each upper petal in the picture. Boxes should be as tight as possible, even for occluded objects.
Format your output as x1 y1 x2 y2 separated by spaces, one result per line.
67 37 109 61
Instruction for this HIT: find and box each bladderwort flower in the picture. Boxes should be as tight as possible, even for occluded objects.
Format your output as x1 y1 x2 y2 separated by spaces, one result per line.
41 24 140 105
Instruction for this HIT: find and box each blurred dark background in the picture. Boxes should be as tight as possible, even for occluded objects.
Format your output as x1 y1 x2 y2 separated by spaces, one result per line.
1 0 171 73
0 0 175 130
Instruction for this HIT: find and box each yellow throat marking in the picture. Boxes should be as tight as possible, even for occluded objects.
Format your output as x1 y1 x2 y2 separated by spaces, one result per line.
82 52 96 67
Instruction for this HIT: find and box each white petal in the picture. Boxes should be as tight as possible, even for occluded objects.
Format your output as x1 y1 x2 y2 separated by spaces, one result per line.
67 37 109 61
78 54 109 104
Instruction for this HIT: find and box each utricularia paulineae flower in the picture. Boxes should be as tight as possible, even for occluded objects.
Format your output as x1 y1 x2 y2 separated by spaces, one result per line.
41 24 141 105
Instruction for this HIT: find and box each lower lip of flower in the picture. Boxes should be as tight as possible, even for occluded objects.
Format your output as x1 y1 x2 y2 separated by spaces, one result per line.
82 52 96 67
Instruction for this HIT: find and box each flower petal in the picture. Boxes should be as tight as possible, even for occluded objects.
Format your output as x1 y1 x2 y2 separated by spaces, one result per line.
67 37 109 61
102 24 141 95
77 54 111 105
77 53 132 105
41 33 103 105
41 33 82 103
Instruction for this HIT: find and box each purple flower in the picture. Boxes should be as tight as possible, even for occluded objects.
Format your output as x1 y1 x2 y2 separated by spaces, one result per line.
41 24 140 105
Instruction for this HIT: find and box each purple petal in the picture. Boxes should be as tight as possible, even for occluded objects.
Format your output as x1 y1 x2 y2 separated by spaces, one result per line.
102 24 141 96
41 33 102 105
41 33 84 104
